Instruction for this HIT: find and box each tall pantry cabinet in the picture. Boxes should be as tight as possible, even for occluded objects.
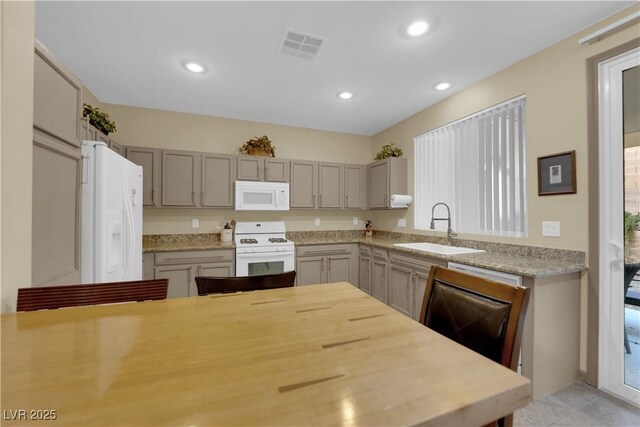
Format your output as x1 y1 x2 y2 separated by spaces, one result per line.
31 41 83 286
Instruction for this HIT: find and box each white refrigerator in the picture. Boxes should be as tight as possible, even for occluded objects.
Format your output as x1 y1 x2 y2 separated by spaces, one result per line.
81 141 143 284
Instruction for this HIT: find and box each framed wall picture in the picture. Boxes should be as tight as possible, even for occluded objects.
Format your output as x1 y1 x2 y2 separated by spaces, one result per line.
537 150 576 196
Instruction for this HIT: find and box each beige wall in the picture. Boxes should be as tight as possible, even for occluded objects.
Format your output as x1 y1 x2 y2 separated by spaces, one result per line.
83 86 103 110
1 1 34 312
370 4 640 372
372 5 640 251
103 104 373 234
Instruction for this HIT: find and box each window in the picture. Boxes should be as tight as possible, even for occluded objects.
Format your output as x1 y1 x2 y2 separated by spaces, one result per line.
414 96 527 237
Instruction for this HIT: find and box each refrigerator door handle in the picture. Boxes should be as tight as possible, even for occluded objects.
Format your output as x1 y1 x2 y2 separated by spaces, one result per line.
123 188 136 279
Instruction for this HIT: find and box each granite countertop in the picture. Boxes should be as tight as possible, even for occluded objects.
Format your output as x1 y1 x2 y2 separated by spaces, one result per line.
143 231 586 278
290 233 586 278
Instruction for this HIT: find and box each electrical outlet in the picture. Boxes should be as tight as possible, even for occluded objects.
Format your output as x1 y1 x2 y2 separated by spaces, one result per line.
315 217 320 226
542 221 560 237
192 218 199 229
353 217 359 226
398 218 407 228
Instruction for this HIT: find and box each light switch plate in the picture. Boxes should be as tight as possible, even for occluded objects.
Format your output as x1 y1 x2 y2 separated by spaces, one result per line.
542 221 560 237
315 217 320 226
353 217 359 226
192 218 199 229
398 218 407 228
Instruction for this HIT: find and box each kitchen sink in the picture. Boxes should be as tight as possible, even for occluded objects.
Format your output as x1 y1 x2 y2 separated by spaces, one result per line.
393 242 485 255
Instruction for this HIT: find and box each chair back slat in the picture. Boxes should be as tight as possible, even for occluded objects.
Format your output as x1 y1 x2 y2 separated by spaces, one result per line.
195 271 296 296
17 279 169 312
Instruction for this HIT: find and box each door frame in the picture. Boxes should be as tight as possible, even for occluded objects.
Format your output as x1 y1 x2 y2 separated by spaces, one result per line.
586 37 640 390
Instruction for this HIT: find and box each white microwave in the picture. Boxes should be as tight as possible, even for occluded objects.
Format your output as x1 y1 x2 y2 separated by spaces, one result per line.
235 181 290 211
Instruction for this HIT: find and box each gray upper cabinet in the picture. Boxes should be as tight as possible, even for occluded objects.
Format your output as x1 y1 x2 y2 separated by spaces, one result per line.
237 156 289 182
108 139 123 155
237 155 262 181
290 160 318 208
32 41 83 287
162 150 200 206
126 146 161 207
33 41 82 147
367 157 408 209
344 165 366 209
80 118 97 141
202 153 235 207
264 158 289 182
318 163 344 208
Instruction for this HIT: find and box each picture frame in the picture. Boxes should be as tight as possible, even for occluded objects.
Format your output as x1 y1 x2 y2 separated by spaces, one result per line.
537 150 576 196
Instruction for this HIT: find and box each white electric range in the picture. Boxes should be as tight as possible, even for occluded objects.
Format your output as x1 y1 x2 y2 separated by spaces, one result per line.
234 221 295 276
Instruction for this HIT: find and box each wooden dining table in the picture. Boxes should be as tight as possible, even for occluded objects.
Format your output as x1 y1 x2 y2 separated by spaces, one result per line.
1 282 530 426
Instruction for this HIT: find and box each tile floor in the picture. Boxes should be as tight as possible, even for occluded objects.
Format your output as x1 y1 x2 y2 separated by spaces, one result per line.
514 382 640 426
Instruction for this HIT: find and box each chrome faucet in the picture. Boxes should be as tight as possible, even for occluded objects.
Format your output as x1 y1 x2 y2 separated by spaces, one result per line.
430 202 457 245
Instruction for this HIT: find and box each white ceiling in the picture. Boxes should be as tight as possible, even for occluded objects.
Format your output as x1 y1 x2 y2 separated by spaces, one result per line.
36 1 634 136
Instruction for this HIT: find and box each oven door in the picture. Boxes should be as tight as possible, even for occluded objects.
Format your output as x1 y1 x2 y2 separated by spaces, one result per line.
235 251 295 277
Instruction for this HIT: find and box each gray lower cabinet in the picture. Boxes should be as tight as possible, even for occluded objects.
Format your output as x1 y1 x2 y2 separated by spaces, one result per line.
344 165 366 209
151 249 235 298
358 245 372 294
237 156 289 182
296 244 357 286
290 160 318 208
162 150 200 206
371 248 388 303
32 41 83 286
202 153 235 207
126 146 161 207
388 251 444 319
367 157 408 209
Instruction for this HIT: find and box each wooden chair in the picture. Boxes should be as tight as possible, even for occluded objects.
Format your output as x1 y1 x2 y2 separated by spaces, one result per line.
195 271 296 296
418 266 530 427
16 279 169 312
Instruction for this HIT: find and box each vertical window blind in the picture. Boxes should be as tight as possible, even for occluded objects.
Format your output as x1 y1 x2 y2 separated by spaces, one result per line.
414 96 527 237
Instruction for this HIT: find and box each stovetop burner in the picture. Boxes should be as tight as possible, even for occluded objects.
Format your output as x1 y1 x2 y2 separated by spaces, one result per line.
268 238 288 243
240 238 258 244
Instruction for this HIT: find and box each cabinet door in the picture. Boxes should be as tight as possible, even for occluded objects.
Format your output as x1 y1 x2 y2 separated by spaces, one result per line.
95 131 110 145
326 255 351 283
388 263 413 317
33 44 82 147
155 265 192 299
412 269 430 321
126 147 161 207
296 256 324 285
142 253 154 280
367 161 388 208
359 255 371 294
202 154 235 207
345 164 365 209
264 158 289 182
108 139 123 155
237 156 262 181
290 160 317 208
32 132 82 286
193 262 235 296
162 150 199 206
80 119 97 141
371 259 387 303
318 163 343 208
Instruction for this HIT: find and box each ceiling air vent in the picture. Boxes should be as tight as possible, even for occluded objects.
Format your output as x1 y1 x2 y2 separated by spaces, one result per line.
280 29 325 60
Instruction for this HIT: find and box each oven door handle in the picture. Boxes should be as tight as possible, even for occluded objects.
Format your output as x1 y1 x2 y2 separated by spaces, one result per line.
236 252 294 259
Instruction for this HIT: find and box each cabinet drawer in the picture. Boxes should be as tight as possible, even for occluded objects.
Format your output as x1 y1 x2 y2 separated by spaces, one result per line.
388 250 443 271
155 249 234 265
372 247 388 260
297 244 354 257
359 244 371 256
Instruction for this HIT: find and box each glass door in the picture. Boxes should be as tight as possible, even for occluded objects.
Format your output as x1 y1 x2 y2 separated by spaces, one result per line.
599 47 640 405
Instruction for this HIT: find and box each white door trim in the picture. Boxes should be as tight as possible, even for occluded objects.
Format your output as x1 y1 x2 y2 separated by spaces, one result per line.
597 46 640 406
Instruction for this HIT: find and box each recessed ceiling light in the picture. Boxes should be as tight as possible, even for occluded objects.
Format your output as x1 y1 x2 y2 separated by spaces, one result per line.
406 21 429 37
184 62 206 73
434 82 452 91
337 91 354 100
